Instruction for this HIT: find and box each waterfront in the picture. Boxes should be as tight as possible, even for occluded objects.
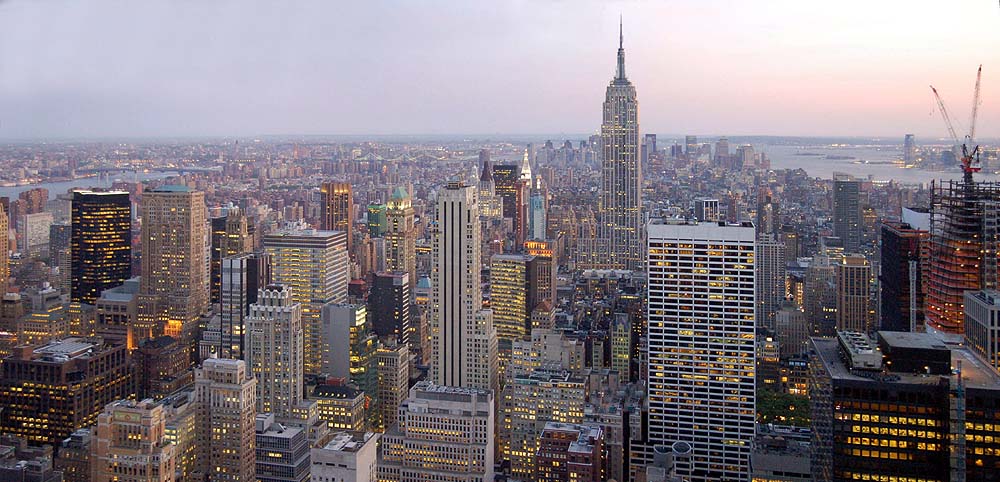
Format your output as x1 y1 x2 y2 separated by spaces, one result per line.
0 171 178 200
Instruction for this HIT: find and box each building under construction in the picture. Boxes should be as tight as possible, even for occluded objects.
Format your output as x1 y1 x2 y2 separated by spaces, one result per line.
925 179 1000 333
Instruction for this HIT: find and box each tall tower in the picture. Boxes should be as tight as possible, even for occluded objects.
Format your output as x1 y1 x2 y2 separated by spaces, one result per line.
431 181 497 391
137 185 208 351
833 173 861 253
646 220 756 481
71 191 132 305
0 203 8 294
321 181 354 252
246 285 303 419
210 208 252 304
836 254 873 333
385 187 417 288
193 358 256 482
263 229 349 375
600 20 642 271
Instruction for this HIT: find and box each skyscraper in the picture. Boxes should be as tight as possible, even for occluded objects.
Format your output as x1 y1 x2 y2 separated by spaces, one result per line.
203 252 271 360
879 221 928 332
321 181 354 252
431 181 497 391
599 21 642 271
0 203 10 294
193 358 256 482
375 343 409 431
90 399 177 482
646 220 756 482
493 163 527 248
755 233 786 332
833 173 862 254
836 254 873 333
370 271 411 346
137 185 209 350
263 229 349 375
384 187 417 291
367 203 387 237
246 285 303 419
903 133 917 164
210 208 253 304
70 191 132 305
320 303 378 414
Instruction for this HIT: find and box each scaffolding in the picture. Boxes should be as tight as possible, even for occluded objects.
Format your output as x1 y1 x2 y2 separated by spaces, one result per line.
926 179 1000 333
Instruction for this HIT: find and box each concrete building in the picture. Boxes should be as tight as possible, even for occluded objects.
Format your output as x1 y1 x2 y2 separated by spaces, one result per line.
536 422 605 482
90 399 176 482
833 173 862 254
255 414 310 482
750 426 811 482
376 344 409 431
193 358 256 482
431 181 497 391
200 252 271 360
378 382 494 482
0 338 132 445
95 277 139 348
310 431 378 482
964 290 1000 373
384 187 417 289
756 233 787 332
247 285 304 418
836 254 873 333
321 303 378 426
264 229 349 375
137 185 208 352
879 221 928 332
209 208 253 305
57 429 91 482
646 220 756 481
313 384 367 432
320 182 354 252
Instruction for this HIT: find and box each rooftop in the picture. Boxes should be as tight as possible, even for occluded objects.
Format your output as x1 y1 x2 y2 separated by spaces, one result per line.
320 431 377 453
150 184 191 193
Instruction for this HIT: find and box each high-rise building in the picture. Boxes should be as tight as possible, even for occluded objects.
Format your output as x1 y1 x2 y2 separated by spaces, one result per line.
255 413 310 482
321 181 353 252
646 220 756 482
0 203 8 294
810 331 1000 482
431 181 497 391
385 188 416 288
366 203 387 237
903 134 917 164
693 198 720 223
135 335 193 400
528 177 547 241
836 254 872 333
95 277 139 348
756 234 786 332
833 173 862 254
313 384 366 432
0 338 133 445
599 23 642 271
247 285 303 418
70 191 132 305
685 135 698 160
311 431 379 482
536 422 606 482
200 252 271 360
137 185 209 351
879 221 928 332
321 304 378 426
57 428 92 482
90 399 176 482
193 358 256 482
490 254 534 363
19 210 53 258
377 382 495 482
264 229 349 374
775 301 810 358
210 209 253 304
375 344 409 431
964 290 1000 373
493 163 527 247
641 133 657 166
369 271 410 347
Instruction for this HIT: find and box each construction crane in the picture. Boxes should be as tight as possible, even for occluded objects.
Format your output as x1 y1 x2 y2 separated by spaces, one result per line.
930 65 983 185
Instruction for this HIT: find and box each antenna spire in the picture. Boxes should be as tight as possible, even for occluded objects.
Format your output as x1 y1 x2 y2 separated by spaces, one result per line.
619 14 623 49
615 16 626 80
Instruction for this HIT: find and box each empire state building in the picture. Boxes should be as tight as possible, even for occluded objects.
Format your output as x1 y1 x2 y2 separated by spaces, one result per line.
599 21 642 271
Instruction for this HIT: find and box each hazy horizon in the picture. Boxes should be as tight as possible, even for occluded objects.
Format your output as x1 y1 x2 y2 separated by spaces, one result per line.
2 0 999 140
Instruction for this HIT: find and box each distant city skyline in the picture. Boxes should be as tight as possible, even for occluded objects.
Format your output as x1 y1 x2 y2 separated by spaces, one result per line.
1 0 998 139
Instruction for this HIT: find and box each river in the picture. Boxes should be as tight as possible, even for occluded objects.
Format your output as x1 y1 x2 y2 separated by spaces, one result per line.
0 171 179 200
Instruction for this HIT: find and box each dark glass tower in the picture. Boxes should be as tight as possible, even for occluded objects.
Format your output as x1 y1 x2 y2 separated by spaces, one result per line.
71 191 132 305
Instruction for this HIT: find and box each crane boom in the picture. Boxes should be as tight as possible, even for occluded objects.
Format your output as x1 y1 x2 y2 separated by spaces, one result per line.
931 85 960 144
969 65 982 142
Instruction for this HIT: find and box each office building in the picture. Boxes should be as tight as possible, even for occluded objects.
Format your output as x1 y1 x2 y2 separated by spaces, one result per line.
369 271 410 346
490 254 541 366
756 233 787 332
95 276 140 348
384 187 417 290
750 426 811 482
879 221 929 332
903 134 917 164
247 285 303 418
0 204 8 293
321 181 353 252
201 252 271 360
810 331 1000 481
313 384 366 432
647 220 756 481
693 198 720 222
493 163 527 247
134 336 193 400
376 344 409 431
70 191 131 305
311 431 378 482
19 210 53 258
528 177 547 241
836 254 872 333
193 358 256 482
377 382 494 482
599 23 642 271
255 414 310 482
209 208 253 304
137 185 208 350
57 429 92 482
536 422 605 482
264 229 349 375
641 133 657 165
366 203 387 237
775 301 810 358
321 304 378 425
431 181 497 391
0 437 62 482
964 290 1000 373
90 399 176 482
833 173 862 254
0 338 132 445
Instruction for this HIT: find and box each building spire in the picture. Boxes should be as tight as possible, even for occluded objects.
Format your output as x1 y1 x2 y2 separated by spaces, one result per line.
616 16 626 80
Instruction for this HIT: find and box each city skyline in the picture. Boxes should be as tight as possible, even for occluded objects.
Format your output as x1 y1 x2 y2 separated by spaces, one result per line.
2 0 999 139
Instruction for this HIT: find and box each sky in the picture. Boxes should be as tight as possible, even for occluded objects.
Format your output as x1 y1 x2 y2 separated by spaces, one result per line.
1 0 999 140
